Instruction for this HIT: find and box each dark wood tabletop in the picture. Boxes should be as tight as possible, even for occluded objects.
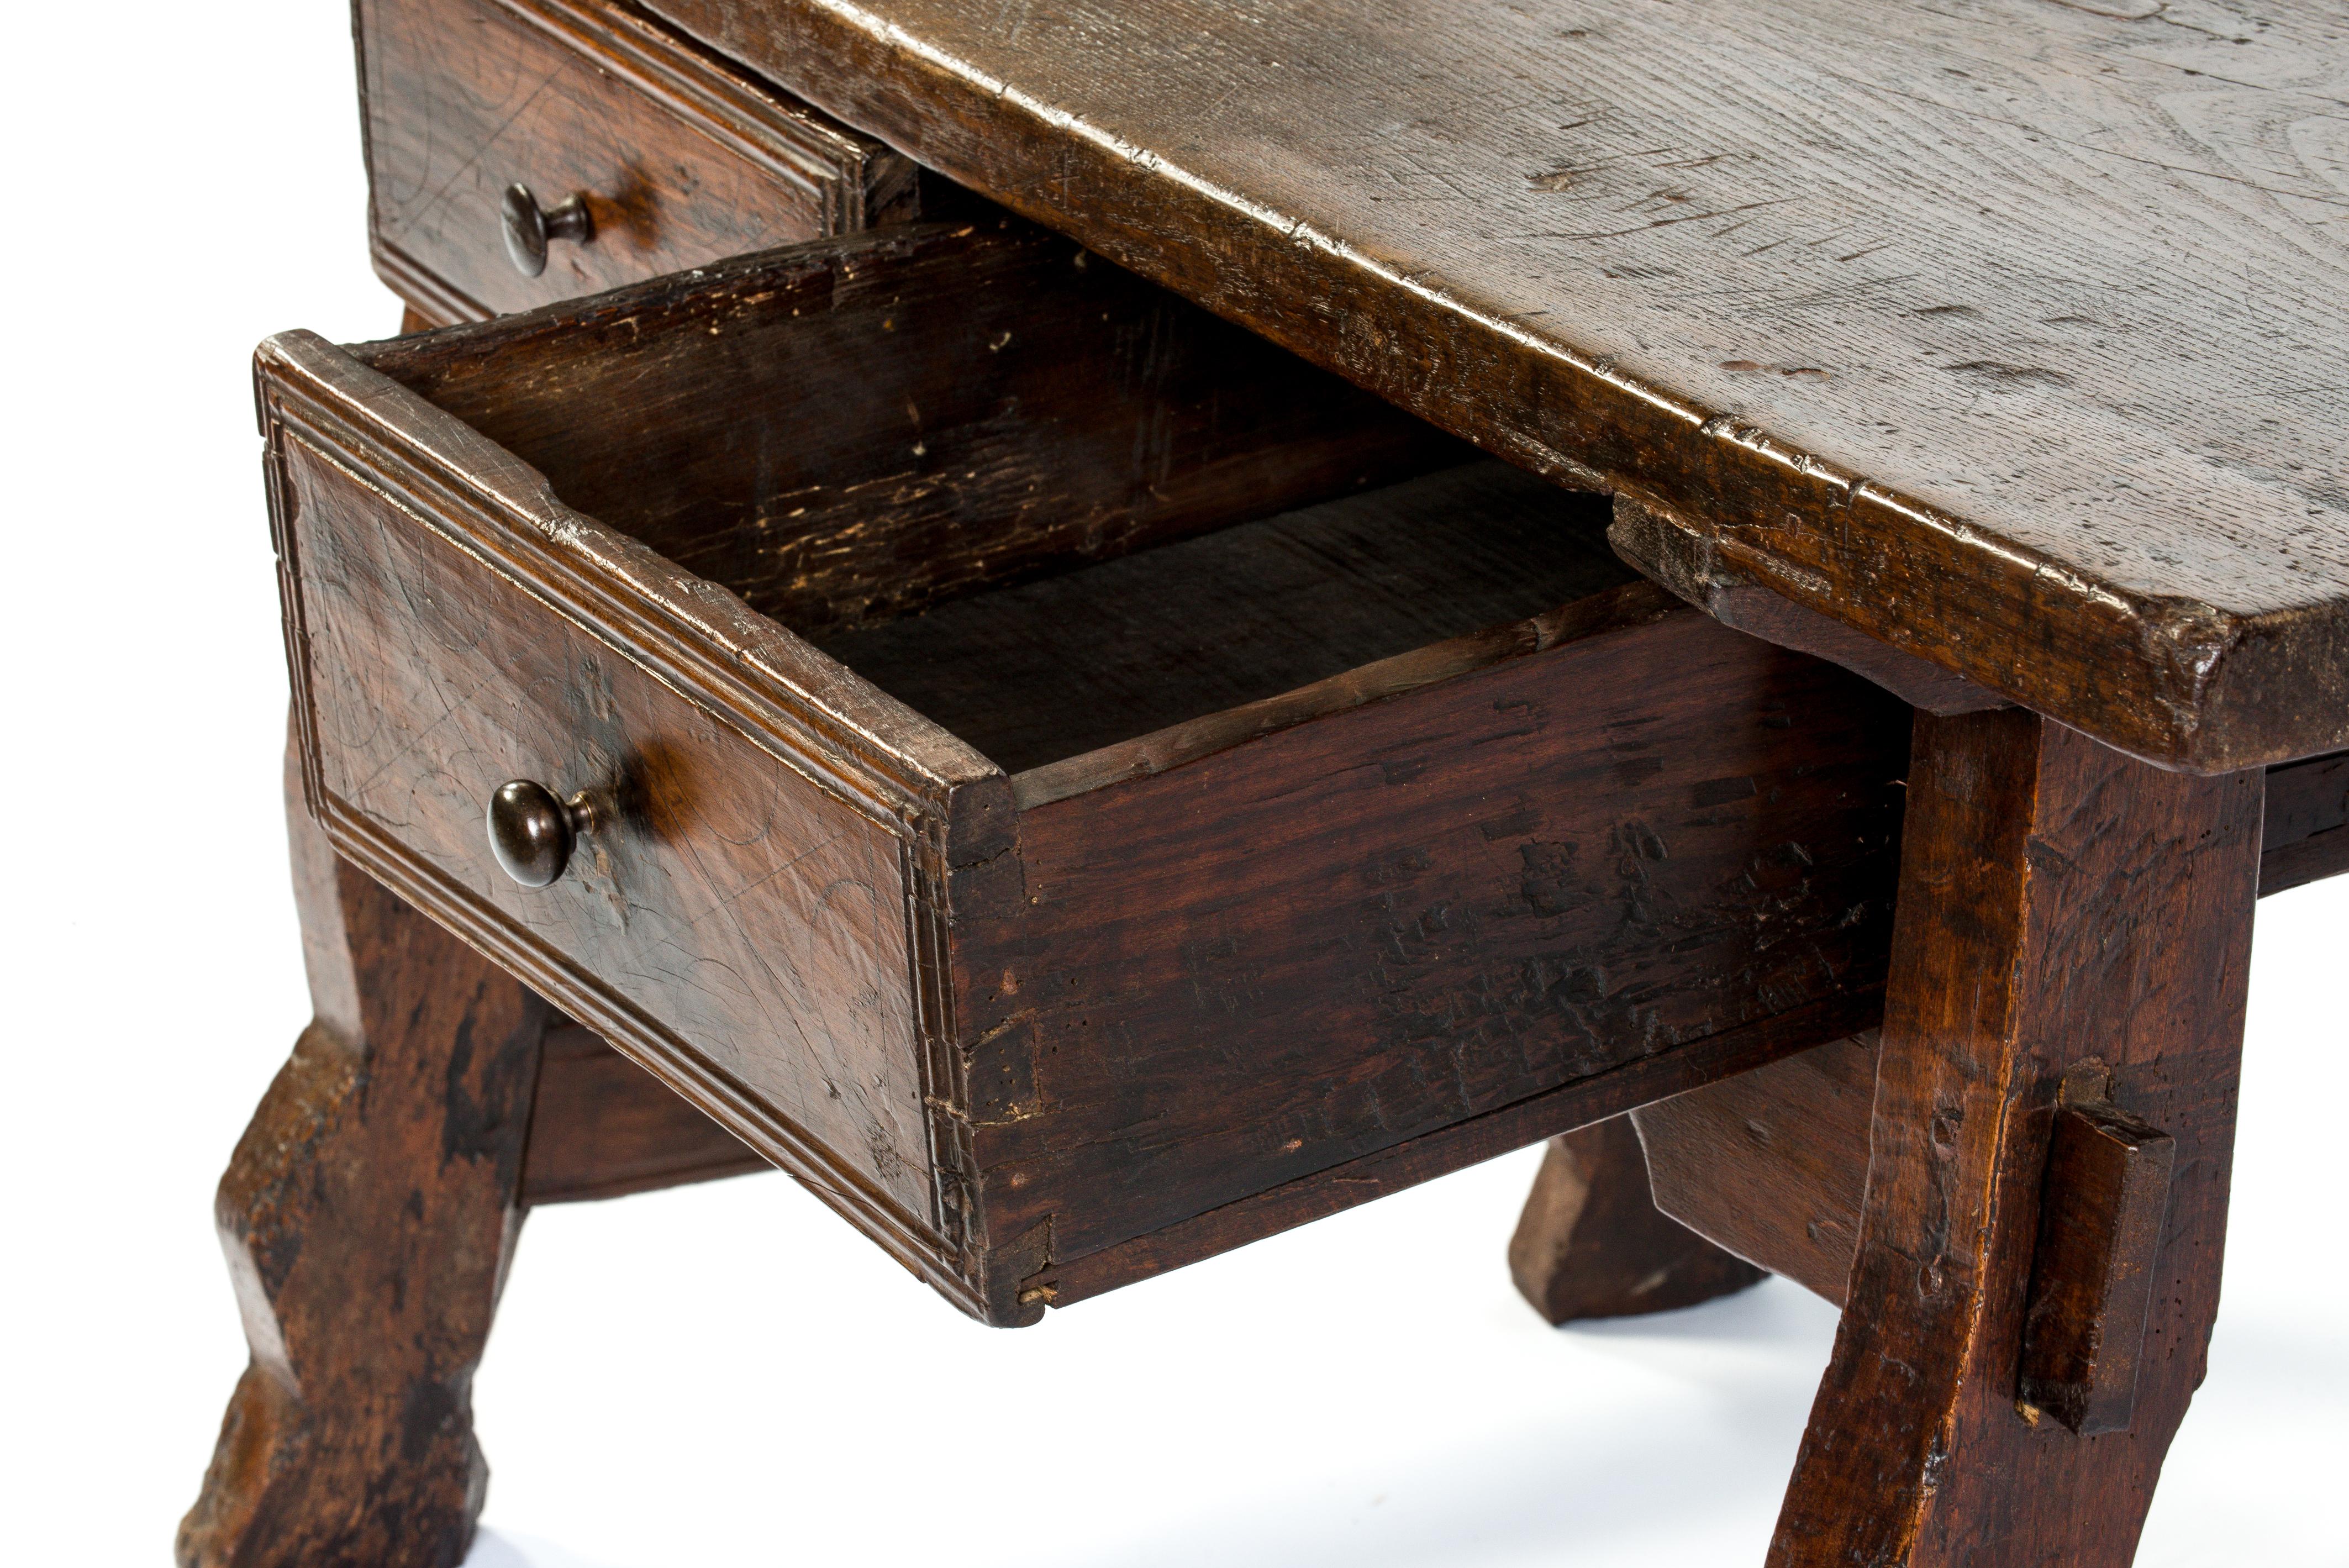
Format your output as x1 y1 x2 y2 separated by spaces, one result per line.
652 0 2349 771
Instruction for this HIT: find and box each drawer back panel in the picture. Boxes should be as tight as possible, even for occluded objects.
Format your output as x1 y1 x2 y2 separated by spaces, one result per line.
357 220 1470 638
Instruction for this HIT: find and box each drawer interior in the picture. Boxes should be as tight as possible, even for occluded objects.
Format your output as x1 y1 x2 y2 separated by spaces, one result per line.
814 461 1628 773
356 218 1622 774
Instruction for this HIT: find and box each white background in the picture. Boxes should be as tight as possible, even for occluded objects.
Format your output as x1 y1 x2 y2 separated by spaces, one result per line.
3 3 2342 1563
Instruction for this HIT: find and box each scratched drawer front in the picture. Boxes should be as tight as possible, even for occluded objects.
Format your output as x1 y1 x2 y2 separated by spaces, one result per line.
277 418 938 1227
357 0 914 322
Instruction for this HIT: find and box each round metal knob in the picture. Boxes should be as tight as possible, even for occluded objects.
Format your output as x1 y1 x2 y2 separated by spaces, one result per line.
486 780 599 888
501 183 594 278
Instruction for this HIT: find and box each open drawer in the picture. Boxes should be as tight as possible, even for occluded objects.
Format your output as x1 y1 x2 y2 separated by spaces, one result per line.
261 218 1911 1324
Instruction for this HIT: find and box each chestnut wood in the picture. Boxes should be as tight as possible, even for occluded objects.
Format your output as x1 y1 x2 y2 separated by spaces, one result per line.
1036 990 1885 1312
360 0 916 324
179 741 552 1568
1632 746 2345 1316
651 0 2349 772
522 1024 766 1204
956 591 1907 1311
1611 499 2009 719
209 3 2349 1559
261 223 1924 1322
359 220 1468 640
1633 1032 1879 1307
1651 1029 2195 1435
2261 749 2349 895
1509 1117 1765 1325
270 335 968 1301
2016 1093 2178 1438
1769 708 2262 1567
814 460 1635 772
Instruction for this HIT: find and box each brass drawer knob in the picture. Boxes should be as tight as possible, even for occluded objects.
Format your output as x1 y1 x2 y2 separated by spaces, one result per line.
501 183 594 278
487 780 599 888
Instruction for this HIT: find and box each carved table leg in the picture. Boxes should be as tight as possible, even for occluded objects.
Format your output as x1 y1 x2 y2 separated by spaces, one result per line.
1769 708 2263 1566
178 744 551 1568
1509 1114 1766 1323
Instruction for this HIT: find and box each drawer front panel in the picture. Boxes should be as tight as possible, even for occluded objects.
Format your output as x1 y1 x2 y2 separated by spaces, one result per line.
279 425 937 1224
358 0 913 321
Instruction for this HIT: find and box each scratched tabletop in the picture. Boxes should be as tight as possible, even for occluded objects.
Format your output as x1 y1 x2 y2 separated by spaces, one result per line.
654 0 2349 769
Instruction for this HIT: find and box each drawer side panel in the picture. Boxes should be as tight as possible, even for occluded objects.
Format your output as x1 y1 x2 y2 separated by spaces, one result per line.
963 607 1910 1270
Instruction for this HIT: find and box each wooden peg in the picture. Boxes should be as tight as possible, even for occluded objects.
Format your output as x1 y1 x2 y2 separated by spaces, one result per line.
2017 1100 2177 1435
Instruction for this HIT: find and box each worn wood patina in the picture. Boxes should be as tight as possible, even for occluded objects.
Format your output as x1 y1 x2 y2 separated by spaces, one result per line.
186 2 2349 1563
654 0 2349 771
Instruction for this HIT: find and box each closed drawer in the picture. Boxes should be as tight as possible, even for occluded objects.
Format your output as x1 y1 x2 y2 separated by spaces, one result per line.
261 219 1910 1324
357 0 914 322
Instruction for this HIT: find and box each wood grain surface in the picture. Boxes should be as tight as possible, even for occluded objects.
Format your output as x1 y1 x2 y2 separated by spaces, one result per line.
520 1024 767 1204
1772 709 2262 1566
359 0 915 322
260 323 1004 1314
1508 1116 1766 1324
1634 745 2342 1318
181 745 553 1568
955 596 1912 1298
282 429 938 1220
264 226 1953 1324
2015 1096 2179 1437
360 219 1465 639
818 461 1630 772
1634 1031 1880 1306
654 0 2349 770
2260 747 2349 892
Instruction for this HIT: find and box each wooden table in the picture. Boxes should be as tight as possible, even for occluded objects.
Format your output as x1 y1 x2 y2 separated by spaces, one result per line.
183 3 2347 1565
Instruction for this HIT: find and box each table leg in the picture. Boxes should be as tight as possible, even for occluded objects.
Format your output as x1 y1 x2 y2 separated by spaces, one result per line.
178 741 552 1568
1508 1115 1766 1323
1768 708 2262 1565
